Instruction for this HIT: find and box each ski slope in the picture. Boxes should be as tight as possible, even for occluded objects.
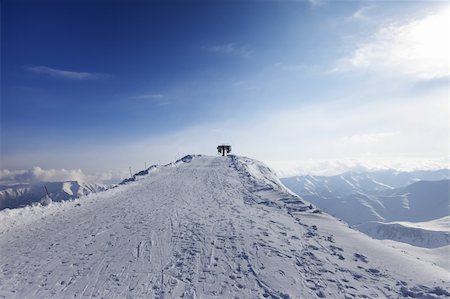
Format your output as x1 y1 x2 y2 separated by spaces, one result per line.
0 155 448 298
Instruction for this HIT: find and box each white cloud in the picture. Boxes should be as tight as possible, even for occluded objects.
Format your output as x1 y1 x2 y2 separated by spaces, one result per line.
27 65 109 80
341 131 400 145
342 8 449 79
0 167 86 184
266 157 449 177
204 43 252 58
0 167 127 185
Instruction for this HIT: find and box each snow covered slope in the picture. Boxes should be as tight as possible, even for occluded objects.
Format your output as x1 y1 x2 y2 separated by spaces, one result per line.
0 156 448 298
379 240 450 271
356 217 450 248
0 181 108 210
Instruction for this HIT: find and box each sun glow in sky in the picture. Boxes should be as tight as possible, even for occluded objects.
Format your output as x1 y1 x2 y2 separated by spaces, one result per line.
1 0 448 183
347 8 449 79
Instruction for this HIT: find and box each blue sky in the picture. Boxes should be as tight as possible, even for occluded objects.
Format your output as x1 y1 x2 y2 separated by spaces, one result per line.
1 0 448 183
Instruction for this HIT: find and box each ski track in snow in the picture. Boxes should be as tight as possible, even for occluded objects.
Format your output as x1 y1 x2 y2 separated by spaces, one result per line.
0 156 449 298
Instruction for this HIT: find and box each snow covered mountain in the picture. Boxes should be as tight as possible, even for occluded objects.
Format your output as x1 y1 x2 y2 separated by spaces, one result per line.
281 169 449 199
281 173 449 225
0 181 108 210
0 156 448 298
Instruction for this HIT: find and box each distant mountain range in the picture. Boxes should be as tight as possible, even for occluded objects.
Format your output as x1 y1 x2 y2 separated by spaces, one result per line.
0 156 202 211
282 169 448 197
0 181 108 210
281 169 449 248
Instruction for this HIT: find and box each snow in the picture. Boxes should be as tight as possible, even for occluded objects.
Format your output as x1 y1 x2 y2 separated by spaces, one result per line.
62 182 74 196
0 155 448 298
356 217 450 248
0 181 107 210
394 216 450 232
378 239 450 271
282 175 450 225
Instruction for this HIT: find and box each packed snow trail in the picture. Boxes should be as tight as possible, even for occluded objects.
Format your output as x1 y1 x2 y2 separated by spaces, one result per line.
0 156 448 298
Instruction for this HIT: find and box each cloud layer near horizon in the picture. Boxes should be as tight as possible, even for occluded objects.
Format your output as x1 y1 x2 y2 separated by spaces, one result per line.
2 82 447 178
1 156 448 186
0 167 128 185
265 157 449 177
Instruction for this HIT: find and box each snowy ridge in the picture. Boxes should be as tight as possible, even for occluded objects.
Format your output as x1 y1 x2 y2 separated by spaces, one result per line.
119 155 202 185
356 217 450 248
394 216 450 232
0 156 448 298
230 156 317 214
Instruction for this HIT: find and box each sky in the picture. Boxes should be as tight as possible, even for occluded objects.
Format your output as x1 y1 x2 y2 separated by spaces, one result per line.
1 0 449 183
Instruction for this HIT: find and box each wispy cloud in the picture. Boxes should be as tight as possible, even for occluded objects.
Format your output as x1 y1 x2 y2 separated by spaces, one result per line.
131 94 164 100
130 93 171 106
203 43 252 58
349 6 375 21
27 65 109 80
338 8 449 79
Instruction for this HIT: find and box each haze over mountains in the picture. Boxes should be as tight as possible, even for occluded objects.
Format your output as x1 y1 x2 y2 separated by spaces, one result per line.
281 169 450 249
0 155 448 298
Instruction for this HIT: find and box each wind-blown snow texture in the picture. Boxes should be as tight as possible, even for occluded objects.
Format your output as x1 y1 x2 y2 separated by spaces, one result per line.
0 156 448 298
